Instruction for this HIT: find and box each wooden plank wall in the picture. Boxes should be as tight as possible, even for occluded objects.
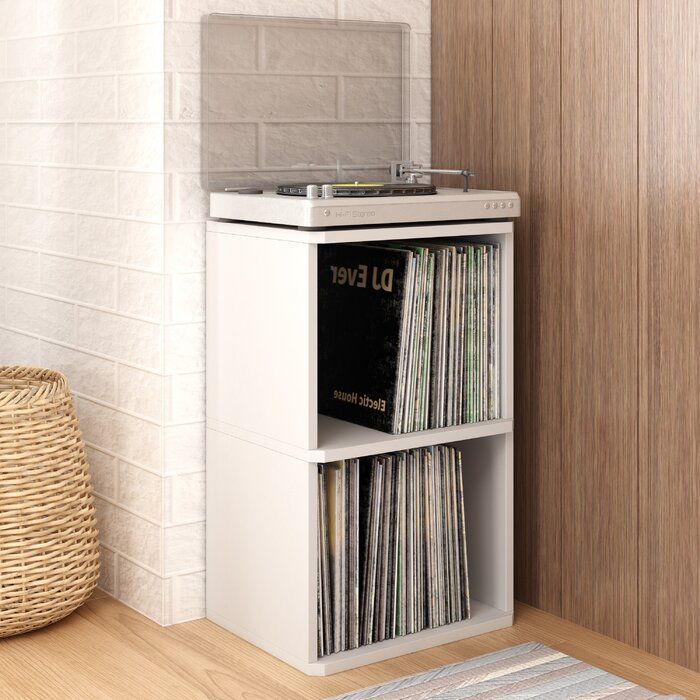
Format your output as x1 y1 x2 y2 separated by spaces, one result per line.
431 0 493 188
559 0 639 646
491 0 563 616
638 0 700 671
432 0 700 671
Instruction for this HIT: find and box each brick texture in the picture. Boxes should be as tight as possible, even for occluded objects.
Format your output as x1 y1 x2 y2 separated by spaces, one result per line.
0 0 431 626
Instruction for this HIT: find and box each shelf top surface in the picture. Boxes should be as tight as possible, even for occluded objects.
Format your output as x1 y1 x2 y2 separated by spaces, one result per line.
207 218 514 245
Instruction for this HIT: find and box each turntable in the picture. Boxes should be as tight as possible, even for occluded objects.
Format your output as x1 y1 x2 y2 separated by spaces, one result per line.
210 160 520 228
210 187 519 231
203 13 521 228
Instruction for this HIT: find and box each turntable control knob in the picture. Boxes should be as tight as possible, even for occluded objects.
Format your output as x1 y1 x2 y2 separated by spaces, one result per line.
306 184 319 199
321 184 334 199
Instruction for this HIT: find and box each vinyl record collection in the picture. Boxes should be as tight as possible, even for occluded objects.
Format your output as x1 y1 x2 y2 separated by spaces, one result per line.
317 445 471 657
395 240 500 432
318 240 500 434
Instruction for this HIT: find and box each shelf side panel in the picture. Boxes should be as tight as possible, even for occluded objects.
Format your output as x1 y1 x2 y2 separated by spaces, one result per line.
206 429 316 665
458 433 513 613
206 225 317 449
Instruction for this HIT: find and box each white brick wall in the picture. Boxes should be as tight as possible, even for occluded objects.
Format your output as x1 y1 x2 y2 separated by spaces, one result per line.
0 0 174 625
0 0 430 626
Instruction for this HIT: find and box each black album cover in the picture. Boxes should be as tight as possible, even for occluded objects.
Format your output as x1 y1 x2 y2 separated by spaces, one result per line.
318 244 410 433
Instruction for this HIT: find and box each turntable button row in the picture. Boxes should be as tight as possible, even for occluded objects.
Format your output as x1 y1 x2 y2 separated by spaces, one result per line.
483 201 514 209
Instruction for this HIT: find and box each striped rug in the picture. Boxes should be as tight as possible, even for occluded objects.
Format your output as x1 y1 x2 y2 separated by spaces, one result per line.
329 642 684 699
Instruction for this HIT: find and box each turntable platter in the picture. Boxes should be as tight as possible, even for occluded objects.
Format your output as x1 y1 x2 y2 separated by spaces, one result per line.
276 182 438 197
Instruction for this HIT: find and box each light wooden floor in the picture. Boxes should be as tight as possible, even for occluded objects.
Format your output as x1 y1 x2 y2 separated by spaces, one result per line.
1 591 698 699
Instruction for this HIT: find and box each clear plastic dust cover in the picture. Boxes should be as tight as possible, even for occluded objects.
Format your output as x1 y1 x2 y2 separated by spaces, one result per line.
203 13 410 191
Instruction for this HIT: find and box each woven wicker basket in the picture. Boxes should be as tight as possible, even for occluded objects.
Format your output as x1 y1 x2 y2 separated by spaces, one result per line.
0 366 99 637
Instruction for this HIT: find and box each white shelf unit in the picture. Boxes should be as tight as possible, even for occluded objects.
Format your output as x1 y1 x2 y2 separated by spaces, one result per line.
206 218 514 676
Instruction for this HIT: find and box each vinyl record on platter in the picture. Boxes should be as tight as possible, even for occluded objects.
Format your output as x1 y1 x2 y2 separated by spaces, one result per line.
276 183 438 197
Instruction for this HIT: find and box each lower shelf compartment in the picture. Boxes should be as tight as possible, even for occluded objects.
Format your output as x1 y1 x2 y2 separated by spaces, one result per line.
310 600 512 675
207 429 514 676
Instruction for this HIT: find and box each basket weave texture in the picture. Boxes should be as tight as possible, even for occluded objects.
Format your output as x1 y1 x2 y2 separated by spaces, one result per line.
0 365 99 637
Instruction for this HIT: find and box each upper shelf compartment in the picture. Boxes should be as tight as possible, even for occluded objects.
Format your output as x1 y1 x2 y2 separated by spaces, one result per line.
206 221 513 460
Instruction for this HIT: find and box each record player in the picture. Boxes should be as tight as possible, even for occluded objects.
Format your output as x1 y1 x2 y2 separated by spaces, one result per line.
210 161 520 229
204 13 520 230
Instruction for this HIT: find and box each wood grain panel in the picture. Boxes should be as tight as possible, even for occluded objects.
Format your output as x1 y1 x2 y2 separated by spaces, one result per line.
433 0 700 668
491 0 563 616
431 0 493 189
638 0 700 672
560 0 638 645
